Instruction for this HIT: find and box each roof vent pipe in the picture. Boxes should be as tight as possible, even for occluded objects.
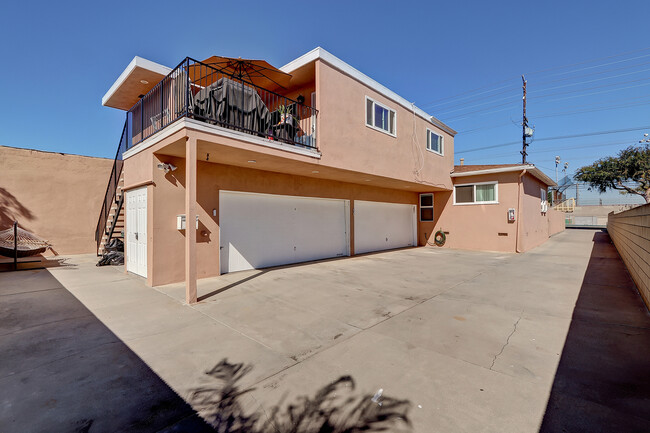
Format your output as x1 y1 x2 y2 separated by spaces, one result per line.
460 158 464 166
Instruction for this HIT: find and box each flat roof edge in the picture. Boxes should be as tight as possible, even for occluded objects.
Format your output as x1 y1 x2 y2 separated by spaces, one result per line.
451 165 557 186
281 47 457 136
102 56 172 107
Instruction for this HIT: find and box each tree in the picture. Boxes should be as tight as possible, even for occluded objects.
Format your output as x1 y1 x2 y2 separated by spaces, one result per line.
574 143 650 203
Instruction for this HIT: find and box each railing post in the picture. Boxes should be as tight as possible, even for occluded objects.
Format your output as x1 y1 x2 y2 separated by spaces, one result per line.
140 99 144 142
161 80 164 129
186 58 191 118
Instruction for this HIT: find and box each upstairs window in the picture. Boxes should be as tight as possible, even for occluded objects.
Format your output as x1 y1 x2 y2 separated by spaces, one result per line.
454 182 498 205
366 97 396 136
427 129 444 155
420 194 434 221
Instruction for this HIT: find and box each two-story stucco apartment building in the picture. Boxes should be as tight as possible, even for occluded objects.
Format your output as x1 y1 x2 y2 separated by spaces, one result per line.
98 47 563 303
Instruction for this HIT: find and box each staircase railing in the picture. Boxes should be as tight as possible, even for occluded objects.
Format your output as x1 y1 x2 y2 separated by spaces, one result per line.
554 197 576 213
95 120 128 254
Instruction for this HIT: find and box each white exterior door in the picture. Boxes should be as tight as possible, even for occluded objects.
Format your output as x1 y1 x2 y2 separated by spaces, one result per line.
126 187 147 277
219 191 349 273
354 200 417 254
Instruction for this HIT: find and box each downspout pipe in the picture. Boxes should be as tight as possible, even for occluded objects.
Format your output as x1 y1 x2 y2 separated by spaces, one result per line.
515 169 527 253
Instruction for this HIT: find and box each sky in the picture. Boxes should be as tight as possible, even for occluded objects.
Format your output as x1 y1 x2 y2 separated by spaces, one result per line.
1 0 648 205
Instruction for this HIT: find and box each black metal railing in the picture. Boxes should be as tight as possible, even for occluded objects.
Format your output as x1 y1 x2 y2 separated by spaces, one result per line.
95 120 128 254
125 57 318 152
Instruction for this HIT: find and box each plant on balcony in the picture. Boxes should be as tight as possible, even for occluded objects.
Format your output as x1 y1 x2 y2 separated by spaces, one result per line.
277 104 293 124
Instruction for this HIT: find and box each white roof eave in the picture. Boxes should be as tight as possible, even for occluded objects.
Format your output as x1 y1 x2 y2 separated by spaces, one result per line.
102 56 172 107
281 47 457 136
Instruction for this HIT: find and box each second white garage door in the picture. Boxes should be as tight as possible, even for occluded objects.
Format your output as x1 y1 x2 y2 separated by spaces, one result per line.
219 191 350 273
354 200 417 254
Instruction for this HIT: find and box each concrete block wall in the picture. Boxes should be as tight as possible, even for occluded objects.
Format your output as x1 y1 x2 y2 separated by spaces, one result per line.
607 203 650 309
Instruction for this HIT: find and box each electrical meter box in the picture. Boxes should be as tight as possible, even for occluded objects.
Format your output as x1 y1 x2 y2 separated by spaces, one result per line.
507 208 516 222
177 215 199 230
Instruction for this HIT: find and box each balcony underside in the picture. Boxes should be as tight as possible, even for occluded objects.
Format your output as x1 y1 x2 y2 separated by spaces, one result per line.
145 122 450 193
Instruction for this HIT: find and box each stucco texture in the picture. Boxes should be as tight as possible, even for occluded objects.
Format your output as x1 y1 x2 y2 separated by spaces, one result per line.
127 146 419 286
315 60 454 190
0 146 113 255
421 171 563 253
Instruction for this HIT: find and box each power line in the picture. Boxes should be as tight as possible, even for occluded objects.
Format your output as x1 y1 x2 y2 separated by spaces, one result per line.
524 47 650 77
456 98 650 133
421 46 650 109
441 81 650 122
530 75 650 100
531 59 650 87
528 67 650 95
466 139 635 162
455 125 650 154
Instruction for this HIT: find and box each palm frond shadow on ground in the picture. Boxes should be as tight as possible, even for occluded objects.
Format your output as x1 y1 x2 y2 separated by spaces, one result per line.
190 359 412 433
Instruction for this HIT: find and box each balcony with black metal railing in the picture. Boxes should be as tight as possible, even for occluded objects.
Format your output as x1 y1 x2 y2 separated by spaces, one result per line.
123 58 318 156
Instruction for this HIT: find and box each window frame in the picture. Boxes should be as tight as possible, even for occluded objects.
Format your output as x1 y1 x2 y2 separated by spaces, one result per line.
426 128 444 156
365 96 397 137
419 193 434 221
453 181 499 205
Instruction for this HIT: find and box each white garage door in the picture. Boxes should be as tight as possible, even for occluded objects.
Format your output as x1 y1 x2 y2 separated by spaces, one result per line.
354 200 417 254
219 191 350 273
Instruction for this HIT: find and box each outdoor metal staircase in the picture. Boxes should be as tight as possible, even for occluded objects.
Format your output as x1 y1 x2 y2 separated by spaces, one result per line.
95 121 128 255
554 198 576 213
98 175 124 255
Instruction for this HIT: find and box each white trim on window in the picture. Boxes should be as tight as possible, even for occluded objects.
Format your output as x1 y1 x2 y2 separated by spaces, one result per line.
426 128 444 156
365 96 396 137
453 181 499 205
419 193 434 221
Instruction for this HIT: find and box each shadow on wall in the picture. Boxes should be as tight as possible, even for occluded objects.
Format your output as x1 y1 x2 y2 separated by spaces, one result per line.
191 358 413 433
0 187 34 230
539 230 650 432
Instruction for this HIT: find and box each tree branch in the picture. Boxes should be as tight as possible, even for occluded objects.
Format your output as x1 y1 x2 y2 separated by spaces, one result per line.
615 181 644 198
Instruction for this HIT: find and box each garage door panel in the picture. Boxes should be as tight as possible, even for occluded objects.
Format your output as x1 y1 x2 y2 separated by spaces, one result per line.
354 201 416 254
291 199 349 263
220 192 349 273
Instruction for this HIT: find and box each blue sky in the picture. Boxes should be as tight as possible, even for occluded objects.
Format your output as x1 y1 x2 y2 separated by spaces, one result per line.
1 0 648 204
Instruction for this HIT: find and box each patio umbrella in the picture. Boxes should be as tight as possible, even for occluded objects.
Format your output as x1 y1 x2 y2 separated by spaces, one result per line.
189 56 292 90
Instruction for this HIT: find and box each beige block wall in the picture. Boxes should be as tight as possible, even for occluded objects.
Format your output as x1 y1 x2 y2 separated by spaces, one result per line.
0 145 114 255
607 203 650 309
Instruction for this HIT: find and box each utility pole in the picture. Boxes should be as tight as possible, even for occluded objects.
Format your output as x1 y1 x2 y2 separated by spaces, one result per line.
576 182 579 206
521 75 528 164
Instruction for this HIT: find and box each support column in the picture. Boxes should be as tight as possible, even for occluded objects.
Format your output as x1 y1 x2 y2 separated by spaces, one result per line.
185 136 197 304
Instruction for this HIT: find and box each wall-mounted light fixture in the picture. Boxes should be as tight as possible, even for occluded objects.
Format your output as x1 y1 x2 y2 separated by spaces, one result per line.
157 163 177 174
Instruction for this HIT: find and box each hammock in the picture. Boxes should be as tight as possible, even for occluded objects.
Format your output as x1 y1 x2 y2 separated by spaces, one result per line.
0 226 51 258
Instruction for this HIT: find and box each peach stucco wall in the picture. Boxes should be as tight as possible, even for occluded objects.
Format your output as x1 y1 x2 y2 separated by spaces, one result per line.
316 60 454 190
0 145 113 255
548 209 566 236
421 171 562 253
127 146 418 286
518 175 550 252
421 172 521 252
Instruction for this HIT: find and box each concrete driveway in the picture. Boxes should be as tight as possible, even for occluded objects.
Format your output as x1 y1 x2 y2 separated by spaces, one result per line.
2 229 649 432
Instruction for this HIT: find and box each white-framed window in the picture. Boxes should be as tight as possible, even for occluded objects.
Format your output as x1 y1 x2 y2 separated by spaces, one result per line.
426 129 443 155
365 96 396 136
419 193 434 221
453 181 498 205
